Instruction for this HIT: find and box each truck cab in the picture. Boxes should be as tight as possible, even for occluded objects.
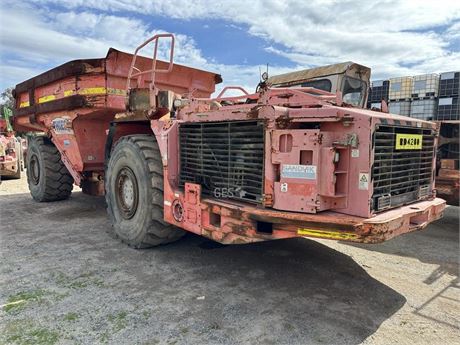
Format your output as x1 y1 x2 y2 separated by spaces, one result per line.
268 61 371 108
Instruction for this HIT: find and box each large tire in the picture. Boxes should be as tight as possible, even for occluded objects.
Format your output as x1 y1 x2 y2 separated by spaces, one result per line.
27 136 73 201
105 135 185 248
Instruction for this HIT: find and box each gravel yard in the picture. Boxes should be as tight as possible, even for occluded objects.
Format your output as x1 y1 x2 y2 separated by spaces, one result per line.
0 175 459 345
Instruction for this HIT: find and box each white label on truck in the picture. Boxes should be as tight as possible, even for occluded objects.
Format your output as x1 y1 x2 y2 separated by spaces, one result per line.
351 149 359 158
280 183 288 192
51 117 74 134
359 173 369 190
281 164 317 179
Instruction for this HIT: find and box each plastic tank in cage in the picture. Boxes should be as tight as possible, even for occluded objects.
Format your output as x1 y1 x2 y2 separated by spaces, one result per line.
410 99 437 120
389 100 411 116
368 80 389 103
389 77 413 100
411 74 439 98
437 96 459 121
438 72 459 97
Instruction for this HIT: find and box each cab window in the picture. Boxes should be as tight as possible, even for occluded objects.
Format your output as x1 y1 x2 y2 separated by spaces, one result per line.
300 79 332 92
342 76 366 106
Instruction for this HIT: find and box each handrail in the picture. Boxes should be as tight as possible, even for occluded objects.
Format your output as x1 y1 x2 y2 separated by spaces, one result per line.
126 33 175 92
215 86 249 100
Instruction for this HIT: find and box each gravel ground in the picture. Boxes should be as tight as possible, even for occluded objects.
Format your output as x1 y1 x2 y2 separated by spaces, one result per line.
0 175 459 345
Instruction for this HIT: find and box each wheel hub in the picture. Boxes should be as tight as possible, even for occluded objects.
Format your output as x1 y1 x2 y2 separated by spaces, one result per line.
115 167 139 219
30 154 40 185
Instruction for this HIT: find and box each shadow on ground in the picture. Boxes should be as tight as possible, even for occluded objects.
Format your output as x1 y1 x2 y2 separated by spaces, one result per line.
1 192 406 344
341 205 459 331
343 206 459 280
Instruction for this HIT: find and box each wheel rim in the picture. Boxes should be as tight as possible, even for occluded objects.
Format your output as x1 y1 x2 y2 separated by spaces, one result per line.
29 154 40 185
115 167 139 219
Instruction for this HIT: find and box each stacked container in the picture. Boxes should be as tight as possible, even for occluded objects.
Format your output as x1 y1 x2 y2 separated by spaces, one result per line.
437 72 459 121
389 76 413 101
410 99 437 120
437 97 460 121
438 72 459 97
389 101 411 116
368 80 389 107
411 74 439 98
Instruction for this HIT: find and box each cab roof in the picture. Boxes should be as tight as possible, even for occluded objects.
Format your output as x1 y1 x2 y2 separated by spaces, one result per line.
267 61 371 86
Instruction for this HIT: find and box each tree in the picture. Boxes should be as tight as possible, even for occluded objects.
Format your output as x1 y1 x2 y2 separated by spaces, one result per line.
0 87 14 112
0 88 15 132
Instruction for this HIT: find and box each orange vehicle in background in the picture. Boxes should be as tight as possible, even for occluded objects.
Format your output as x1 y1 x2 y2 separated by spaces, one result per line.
0 111 23 179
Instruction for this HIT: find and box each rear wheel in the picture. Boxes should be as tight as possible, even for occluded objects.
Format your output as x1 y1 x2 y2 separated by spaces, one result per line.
105 135 185 248
27 136 73 201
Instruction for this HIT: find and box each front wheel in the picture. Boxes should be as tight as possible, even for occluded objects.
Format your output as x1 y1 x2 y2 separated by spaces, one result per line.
105 135 185 248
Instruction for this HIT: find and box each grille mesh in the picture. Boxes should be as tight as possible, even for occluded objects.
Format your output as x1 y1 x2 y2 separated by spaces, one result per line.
372 125 435 211
179 120 264 203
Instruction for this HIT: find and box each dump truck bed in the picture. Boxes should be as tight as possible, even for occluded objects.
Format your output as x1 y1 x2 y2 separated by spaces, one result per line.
13 48 221 133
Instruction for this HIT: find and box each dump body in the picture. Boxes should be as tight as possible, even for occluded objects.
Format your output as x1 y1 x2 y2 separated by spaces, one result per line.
13 48 220 191
13 50 445 245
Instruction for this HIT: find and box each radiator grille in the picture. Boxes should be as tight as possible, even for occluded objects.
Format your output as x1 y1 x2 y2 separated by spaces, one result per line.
179 120 264 203
372 125 435 211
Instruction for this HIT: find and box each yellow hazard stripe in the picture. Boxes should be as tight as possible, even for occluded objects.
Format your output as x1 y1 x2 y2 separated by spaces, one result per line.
38 95 56 103
78 87 107 95
17 88 126 108
63 87 126 96
297 228 359 240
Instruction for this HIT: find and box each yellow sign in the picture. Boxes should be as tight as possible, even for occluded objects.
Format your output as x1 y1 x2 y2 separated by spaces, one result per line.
395 133 423 150
297 228 359 240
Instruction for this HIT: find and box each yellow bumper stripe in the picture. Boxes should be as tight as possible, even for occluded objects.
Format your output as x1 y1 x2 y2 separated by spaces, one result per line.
297 228 359 240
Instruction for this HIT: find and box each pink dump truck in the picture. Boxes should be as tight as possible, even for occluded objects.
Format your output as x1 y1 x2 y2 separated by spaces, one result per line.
13 34 445 247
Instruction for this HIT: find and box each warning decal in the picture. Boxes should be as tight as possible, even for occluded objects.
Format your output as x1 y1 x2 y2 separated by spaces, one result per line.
281 164 317 179
359 173 369 190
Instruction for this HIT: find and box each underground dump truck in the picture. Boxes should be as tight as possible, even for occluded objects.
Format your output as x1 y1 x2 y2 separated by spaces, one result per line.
13 34 445 247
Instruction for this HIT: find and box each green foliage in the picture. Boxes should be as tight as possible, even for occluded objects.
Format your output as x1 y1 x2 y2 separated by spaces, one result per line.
3 320 59 345
1 87 14 112
3 289 46 313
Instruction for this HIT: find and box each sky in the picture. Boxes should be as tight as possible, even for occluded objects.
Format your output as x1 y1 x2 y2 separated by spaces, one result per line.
0 0 459 95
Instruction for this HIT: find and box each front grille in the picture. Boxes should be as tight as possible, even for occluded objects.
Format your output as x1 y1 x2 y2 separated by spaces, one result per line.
179 120 264 203
372 125 435 212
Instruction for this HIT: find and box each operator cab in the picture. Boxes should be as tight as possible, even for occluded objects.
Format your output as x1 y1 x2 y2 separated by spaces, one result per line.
267 61 371 108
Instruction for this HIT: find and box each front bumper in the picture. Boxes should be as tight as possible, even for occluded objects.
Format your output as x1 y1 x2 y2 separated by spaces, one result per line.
201 197 446 244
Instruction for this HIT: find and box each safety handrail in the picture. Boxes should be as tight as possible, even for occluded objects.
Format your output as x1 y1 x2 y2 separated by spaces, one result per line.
126 33 175 92
215 86 249 100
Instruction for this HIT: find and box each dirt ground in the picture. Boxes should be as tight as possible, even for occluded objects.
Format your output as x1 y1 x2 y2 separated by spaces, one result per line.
0 175 459 345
